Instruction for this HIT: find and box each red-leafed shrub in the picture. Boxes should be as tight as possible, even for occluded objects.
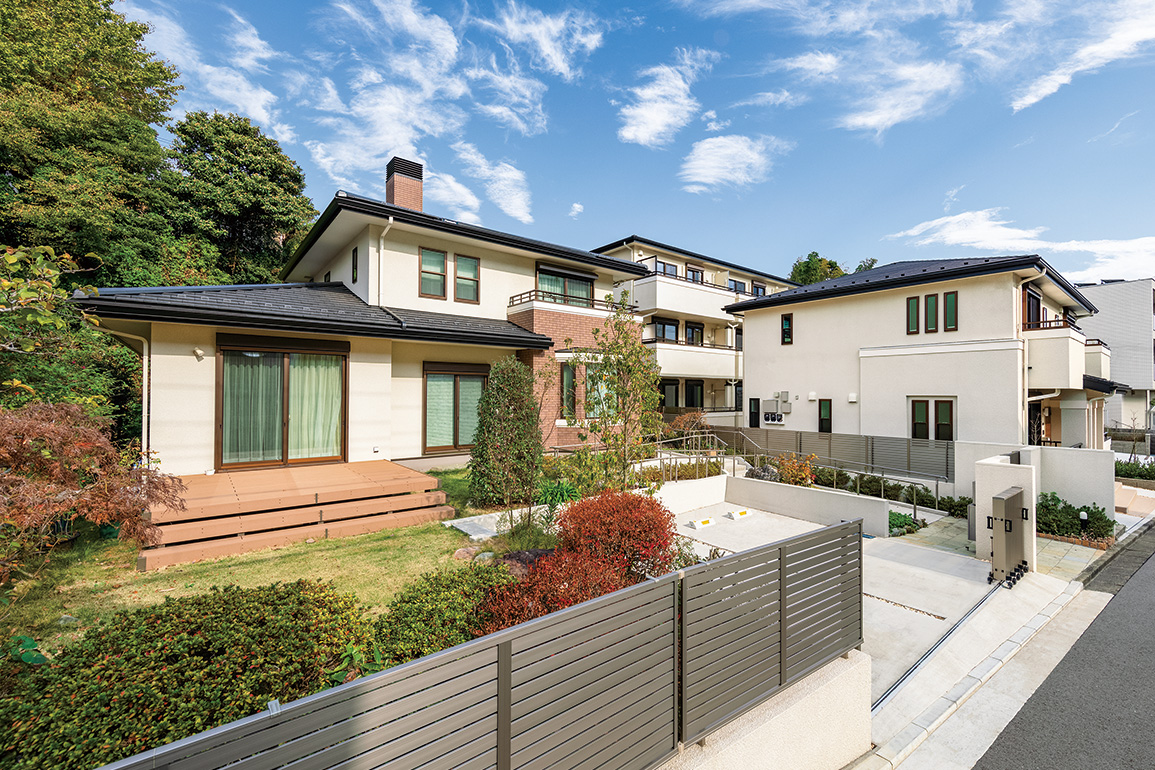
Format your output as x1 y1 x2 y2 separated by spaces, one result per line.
474 551 630 636
557 491 676 579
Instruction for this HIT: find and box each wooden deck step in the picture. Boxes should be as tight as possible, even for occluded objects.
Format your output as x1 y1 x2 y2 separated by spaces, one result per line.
138 506 455 571
137 460 456 571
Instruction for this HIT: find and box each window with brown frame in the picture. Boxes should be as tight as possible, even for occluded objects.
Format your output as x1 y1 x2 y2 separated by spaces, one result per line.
925 293 938 333
685 322 704 346
687 265 704 283
455 255 480 303
911 400 929 439
907 296 920 335
752 283 766 297
944 291 958 331
419 247 447 299
351 247 358 284
781 313 793 345
562 363 577 418
423 362 488 453
215 334 348 470
935 400 954 441
685 380 704 408
818 399 832 433
656 260 678 277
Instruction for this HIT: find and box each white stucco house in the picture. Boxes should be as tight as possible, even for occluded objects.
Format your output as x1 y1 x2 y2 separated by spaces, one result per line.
725 256 1129 450
1075 278 1155 431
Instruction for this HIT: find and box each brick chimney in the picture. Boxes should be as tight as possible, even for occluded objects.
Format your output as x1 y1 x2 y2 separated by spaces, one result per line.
386 157 423 211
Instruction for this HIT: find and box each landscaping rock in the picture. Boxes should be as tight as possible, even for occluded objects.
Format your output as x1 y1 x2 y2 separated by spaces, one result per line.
57 615 79 626
473 551 496 562
498 548 554 578
746 464 780 483
453 546 482 561
305 538 316 544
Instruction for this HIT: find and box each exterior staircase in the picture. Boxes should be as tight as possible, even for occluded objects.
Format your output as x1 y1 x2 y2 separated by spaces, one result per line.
1115 481 1155 518
139 460 454 570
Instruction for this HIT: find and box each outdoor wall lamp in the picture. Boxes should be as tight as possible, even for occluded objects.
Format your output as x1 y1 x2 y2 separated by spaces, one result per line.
193 347 205 361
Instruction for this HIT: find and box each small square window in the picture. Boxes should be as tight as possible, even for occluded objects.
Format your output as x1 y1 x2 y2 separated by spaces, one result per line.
728 278 747 293
687 266 704 283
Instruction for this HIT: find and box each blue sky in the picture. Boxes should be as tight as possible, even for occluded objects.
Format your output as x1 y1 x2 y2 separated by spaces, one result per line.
121 0 1155 282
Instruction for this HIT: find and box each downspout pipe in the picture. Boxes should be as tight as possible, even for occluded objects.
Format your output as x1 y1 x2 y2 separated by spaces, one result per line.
104 328 151 459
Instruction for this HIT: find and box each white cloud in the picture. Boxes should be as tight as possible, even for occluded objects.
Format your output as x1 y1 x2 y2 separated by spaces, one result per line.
887 208 1155 281
734 89 808 107
678 0 967 35
425 171 483 224
839 59 964 134
617 48 722 148
943 184 965 212
1012 0 1155 111
466 47 549 135
772 51 840 81
701 110 731 131
482 1 605 82
1089 109 1140 142
225 10 279 74
679 134 793 193
123 2 296 141
568 202 584 218
452 142 534 224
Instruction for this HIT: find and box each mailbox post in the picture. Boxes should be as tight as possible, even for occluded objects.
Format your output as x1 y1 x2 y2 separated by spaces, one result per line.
988 486 1031 587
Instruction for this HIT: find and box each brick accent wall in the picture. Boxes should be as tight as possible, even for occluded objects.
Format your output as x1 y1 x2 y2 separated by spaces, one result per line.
386 174 423 211
509 306 642 448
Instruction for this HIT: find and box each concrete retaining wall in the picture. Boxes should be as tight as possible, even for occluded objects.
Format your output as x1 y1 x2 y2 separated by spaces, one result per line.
725 476 891 538
657 650 872 770
956 441 1114 515
655 474 729 516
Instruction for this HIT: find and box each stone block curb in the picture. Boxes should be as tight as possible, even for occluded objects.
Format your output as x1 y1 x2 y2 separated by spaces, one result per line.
853 580 1085 768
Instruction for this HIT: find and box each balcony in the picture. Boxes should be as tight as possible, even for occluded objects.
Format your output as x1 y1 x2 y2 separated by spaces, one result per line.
1084 338 1112 380
626 273 749 321
644 338 741 379
507 289 633 317
1023 320 1086 389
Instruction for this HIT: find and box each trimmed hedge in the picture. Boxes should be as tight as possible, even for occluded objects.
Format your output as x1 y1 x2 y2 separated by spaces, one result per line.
0 581 369 770
1037 492 1114 540
1117 458 1155 481
373 564 513 666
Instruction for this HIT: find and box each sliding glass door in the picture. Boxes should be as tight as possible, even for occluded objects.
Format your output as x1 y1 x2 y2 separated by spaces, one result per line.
218 338 347 469
424 364 488 453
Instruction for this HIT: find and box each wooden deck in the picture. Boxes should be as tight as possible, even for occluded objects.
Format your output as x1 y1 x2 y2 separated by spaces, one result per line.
139 460 454 570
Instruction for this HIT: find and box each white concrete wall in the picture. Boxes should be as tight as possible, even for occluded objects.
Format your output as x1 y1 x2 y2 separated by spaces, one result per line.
725 476 891 537
655 475 730 515
316 225 373 304
1026 445 1115 514
1026 327 1085 390
347 337 393 463
974 455 1037 566
657 650 871 770
654 343 742 380
149 323 218 476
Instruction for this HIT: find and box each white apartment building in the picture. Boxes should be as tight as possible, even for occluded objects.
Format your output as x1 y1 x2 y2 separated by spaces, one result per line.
595 236 795 425
727 256 1127 449
1075 278 1155 430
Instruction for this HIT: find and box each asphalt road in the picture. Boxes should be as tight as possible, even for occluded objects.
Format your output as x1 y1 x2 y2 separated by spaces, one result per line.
973 524 1155 770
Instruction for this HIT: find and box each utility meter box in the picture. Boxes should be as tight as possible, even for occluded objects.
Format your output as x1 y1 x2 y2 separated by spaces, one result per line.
764 399 779 413
780 402 792 414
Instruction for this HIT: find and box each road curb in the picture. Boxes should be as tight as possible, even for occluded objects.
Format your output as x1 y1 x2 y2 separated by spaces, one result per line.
1074 516 1155 586
853 580 1085 769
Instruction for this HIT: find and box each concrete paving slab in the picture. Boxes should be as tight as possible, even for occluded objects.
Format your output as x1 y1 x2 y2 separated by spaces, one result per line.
899 589 1112 770
674 504 822 554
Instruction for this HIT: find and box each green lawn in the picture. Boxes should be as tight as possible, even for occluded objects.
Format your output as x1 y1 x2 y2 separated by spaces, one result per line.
5 520 469 655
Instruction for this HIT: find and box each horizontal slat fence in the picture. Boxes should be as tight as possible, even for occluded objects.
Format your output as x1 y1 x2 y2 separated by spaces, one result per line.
680 521 862 743
715 427 954 482
100 523 862 770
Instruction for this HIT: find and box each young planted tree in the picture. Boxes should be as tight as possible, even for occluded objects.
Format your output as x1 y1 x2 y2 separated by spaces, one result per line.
468 356 544 511
567 293 663 491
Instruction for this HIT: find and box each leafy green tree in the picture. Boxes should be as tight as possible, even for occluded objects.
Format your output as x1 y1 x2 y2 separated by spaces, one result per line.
167 112 318 284
567 293 664 491
469 356 543 510
789 251 846 285
0 0 181 288
854 258 878 272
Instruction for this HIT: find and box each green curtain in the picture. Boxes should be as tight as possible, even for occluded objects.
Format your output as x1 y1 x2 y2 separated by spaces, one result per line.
426 374 455 448
538 272 564 300
457 375 484 446
222 351 283 464
569 278 593 307
288 354 342 459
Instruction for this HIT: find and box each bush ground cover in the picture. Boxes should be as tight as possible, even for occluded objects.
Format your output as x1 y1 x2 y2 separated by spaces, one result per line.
1036 492 1114 540
1116 458 1155 481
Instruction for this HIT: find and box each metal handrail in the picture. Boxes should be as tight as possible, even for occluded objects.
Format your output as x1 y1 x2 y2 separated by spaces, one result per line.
507 289 636 311
1023 319 1083 332
642 337 737 351
1085 338 1111 349
637 268 763 297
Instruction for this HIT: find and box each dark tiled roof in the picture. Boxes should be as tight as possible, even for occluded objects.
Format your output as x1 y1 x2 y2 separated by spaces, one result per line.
283 193 649 280
724 255 1097 314
591 234 797 286
1084 374 1131 394
73 283 553 349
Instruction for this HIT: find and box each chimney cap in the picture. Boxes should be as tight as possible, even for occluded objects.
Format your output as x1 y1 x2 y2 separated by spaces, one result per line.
386 157 423 181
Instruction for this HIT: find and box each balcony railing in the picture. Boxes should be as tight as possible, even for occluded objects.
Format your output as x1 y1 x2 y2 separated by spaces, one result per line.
1023 319 1082 332
507 290 634 312
642 337 738 351
640 270 764 298
1085 338 1111 349
661 405 740 414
